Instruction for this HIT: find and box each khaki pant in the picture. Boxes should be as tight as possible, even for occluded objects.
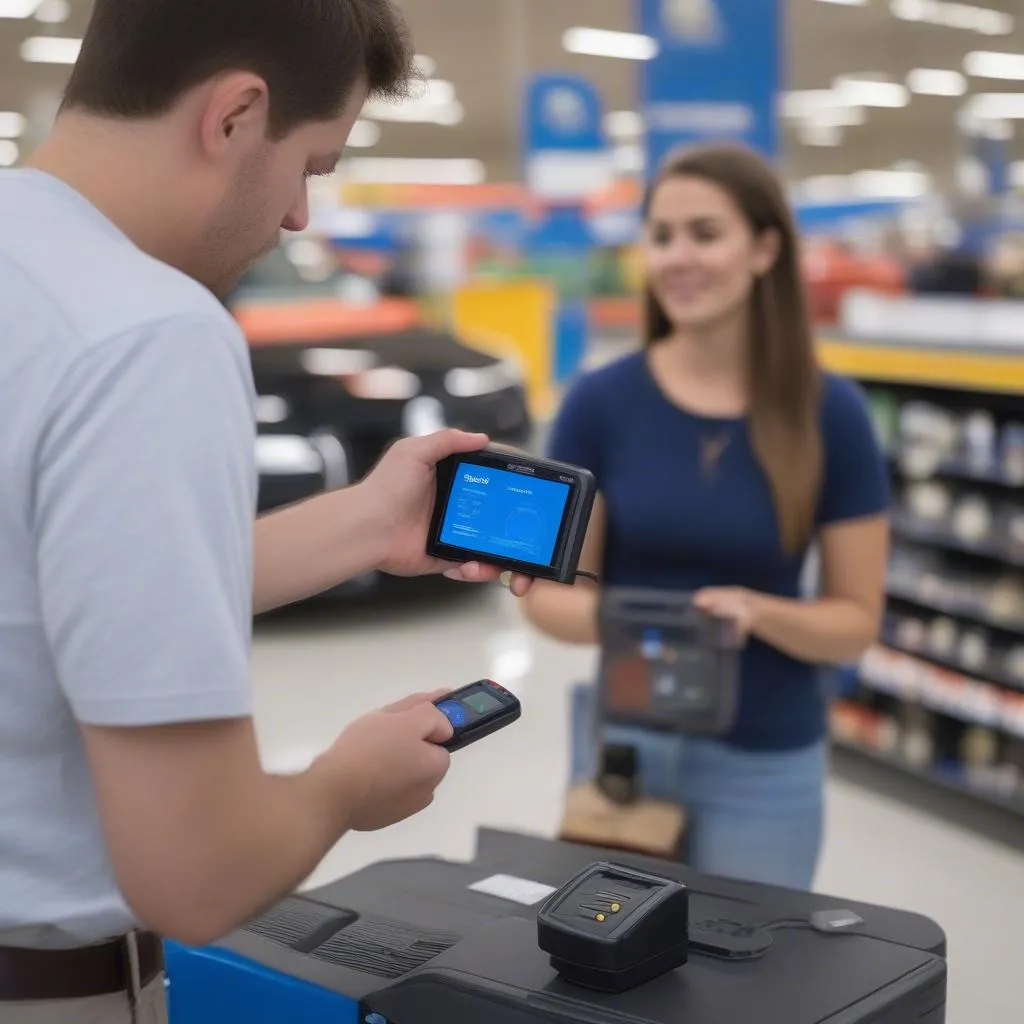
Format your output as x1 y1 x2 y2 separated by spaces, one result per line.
0 975 167 1024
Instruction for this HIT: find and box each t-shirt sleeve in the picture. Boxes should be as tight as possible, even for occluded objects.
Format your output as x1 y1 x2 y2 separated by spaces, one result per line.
33 314 257 727
546 372 607 487
816 374 891 527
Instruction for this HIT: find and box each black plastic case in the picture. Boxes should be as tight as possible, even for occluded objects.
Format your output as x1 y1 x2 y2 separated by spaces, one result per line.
597 588 743 736
427 445 597 584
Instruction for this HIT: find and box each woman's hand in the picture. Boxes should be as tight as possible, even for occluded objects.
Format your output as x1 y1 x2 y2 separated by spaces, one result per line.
693 586 762 643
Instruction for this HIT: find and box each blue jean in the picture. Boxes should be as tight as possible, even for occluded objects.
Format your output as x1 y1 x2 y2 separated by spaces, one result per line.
569 684 826 891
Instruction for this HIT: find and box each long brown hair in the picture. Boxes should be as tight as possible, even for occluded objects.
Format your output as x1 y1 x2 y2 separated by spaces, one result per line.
642 143 823 554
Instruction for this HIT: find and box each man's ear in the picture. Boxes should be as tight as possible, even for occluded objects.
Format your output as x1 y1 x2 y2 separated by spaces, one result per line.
753 226 782 277
197 72 271 162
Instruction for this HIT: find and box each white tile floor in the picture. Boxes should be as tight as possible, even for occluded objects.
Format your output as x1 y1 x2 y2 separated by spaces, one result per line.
252 581 1024 1024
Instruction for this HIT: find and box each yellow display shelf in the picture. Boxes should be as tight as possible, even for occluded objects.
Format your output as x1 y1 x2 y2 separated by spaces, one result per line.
818 337 1024 396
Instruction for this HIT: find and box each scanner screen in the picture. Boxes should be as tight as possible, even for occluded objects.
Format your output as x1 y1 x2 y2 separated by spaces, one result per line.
440 461 571 567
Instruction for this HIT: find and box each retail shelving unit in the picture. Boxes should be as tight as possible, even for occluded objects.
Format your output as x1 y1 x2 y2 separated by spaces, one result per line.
819 337 1024 819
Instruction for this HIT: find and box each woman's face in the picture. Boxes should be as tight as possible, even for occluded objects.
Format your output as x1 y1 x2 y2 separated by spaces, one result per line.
643 174 779 332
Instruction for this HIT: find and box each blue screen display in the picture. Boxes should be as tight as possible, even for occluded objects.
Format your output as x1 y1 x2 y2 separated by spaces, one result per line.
439 462 571 567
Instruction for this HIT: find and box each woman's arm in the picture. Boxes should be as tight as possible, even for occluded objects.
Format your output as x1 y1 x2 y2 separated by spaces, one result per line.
520 495 607 645
696 514 889 664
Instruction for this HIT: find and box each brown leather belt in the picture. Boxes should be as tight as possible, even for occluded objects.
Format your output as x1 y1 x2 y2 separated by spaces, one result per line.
0 930 163 1002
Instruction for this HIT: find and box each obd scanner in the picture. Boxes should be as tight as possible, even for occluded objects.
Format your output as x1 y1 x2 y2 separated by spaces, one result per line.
427 444 597 585
598 588 743 735
165 829 948 1024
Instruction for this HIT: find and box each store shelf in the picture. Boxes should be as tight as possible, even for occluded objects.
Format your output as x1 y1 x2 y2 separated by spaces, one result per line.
888 451 1021 489
883 634 1024 694
890 513 1024 569
886 580 1024 636
818 337 1024 395
832 734 1024 820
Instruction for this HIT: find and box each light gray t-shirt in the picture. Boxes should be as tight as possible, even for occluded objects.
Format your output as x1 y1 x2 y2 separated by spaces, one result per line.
0 170 257 948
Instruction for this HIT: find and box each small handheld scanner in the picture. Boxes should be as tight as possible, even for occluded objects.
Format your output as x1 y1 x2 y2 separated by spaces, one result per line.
427 444 596 585
434 680 521 752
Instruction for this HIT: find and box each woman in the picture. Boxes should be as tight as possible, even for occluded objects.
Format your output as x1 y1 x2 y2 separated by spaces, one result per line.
522 143 890 890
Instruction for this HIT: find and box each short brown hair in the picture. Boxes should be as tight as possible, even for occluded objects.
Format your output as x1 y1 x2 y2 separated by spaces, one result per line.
643 143 823 555
62 0 414 137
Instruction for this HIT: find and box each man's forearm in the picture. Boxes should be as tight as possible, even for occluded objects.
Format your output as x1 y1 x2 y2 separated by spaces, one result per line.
751 595 880 665
253 485 390 614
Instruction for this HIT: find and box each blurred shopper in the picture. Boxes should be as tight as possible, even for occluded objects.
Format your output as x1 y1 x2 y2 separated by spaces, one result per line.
0 2 529 1020
523 144 889 890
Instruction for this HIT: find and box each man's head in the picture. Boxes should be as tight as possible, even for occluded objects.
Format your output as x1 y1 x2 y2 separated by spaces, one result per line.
56 0 414 294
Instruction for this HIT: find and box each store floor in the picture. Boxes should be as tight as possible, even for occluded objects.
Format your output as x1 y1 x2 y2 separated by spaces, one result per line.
252 582 1024 1024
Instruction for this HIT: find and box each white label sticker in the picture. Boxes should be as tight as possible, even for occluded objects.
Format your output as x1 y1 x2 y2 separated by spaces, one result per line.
468 874 557 906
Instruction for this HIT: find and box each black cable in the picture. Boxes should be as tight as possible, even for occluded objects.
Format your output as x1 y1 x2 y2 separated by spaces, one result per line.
574 569 601 584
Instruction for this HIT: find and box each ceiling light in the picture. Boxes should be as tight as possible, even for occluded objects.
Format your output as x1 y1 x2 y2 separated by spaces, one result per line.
20 35 81 63
34 0 68 23
890 0 1013 35
605 110 644 139
834 76 910 107
433 100 465 126
347 120 380 148
341 158 485 187
0 141 18 166
1010 161 1024 189
0 111 26 138
850 169 931 198
412 54 436 78
364 79 462 126
907 68 968 95
964 50 1024 79
798 175 854 202
799 123 844 146
0 1 41 17
966 92 1024 118
562 27 658 61
816 0 868 5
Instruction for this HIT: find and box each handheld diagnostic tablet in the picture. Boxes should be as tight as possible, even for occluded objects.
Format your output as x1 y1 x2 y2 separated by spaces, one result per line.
427 445 597 585
434 680 521 752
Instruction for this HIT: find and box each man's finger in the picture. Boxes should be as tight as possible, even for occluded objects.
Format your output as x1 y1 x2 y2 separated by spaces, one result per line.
408 429 489 467
384 689 449 713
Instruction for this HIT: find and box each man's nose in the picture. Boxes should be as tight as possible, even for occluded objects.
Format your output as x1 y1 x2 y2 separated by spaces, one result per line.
281 185 310 233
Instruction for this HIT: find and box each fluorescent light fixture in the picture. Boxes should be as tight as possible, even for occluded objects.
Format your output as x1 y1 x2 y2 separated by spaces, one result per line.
907 68 968 95
563 27 658 61
964 50 1024 79
347 119 380 148
412 54 436 78
364 79 463 126
34 0 68 22
966 92 1024 118
0 140 19 167
798 175 854 202
0 111 26 138
849 168 931 198
890 0 1013 35
799 123 843 146
834 76 910 107
816 0 867 4
605 110 644 139
342 157 485 187
20 35 81 63
0 1 41 17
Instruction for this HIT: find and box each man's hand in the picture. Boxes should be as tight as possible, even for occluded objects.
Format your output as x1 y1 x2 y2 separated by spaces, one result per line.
310 691 455 832
359 429 533 597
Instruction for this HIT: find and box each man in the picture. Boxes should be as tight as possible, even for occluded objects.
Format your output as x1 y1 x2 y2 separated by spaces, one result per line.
0 1 530 1020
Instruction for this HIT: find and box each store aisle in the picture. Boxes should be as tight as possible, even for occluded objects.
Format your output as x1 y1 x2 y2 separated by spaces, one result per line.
251 583 1023 1024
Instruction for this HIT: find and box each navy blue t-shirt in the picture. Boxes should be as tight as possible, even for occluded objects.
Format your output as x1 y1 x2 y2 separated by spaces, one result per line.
548 351 889 751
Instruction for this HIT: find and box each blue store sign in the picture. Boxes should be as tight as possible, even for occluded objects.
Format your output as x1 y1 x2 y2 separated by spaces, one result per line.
636 0 781 175
523 73 611 202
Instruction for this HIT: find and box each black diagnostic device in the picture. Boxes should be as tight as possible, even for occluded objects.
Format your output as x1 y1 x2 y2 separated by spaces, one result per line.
434 679 521 752
427 444 597 585
537 861 690 993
